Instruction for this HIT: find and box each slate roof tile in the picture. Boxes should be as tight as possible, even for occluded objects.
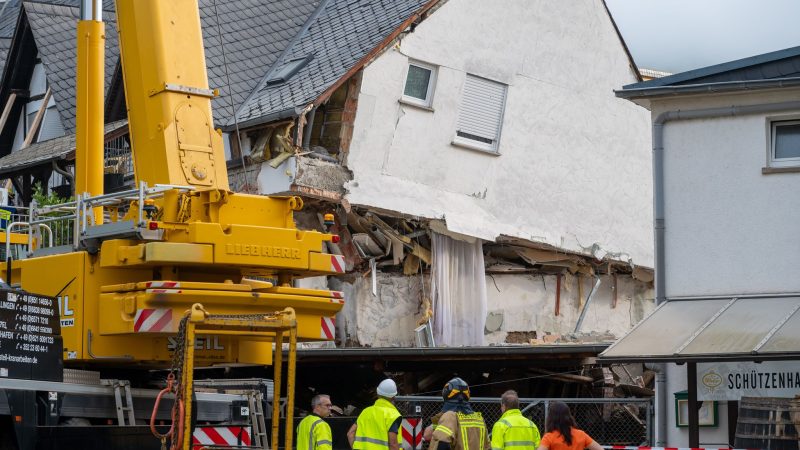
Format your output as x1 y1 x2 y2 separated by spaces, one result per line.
624 46 800 91
0 0 21 38
0 119 126 175
199 0 320 125
0 37 10 79
8 0 429 141
234 0 429 126
12 0 318 130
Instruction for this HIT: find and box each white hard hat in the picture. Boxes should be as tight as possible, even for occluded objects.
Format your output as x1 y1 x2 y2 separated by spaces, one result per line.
377 379 398 398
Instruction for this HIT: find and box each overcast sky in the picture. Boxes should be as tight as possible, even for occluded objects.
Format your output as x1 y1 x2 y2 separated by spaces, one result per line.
605 0 800 74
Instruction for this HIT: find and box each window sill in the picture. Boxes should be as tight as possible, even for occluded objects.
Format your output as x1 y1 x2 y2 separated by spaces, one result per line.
450 139 501 156
398 98 434 112
762 166 800 174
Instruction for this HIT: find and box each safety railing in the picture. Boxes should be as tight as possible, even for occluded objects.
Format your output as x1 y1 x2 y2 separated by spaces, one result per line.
4 183 195 257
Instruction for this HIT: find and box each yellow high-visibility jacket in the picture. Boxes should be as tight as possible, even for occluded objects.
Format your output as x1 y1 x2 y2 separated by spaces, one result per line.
490 409 541 450
297 414 333 450
353 398 402 450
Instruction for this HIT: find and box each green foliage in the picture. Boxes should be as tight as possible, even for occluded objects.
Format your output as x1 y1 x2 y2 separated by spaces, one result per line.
31 183 73 246
31 182 71 207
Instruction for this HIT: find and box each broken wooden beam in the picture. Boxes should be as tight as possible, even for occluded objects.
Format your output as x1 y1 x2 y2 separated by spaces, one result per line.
527 367 594 383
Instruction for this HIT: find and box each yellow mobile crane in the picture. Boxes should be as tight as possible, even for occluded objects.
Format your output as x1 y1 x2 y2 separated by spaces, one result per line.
0 0 344 448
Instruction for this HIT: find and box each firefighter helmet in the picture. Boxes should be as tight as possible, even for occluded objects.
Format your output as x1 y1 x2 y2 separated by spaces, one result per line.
442 377 470 402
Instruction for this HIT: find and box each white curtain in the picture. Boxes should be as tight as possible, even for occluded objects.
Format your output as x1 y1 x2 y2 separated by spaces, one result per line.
430 232 487 346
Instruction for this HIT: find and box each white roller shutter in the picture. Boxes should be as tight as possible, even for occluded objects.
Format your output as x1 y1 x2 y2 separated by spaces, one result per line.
454 74 507 152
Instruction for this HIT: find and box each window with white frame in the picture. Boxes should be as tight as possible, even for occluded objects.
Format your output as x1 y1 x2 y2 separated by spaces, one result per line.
402 61 436 107
769 119 800 168
453 74 507 153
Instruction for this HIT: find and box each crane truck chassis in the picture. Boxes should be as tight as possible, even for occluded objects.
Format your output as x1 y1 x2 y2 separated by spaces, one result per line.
0 0 345 448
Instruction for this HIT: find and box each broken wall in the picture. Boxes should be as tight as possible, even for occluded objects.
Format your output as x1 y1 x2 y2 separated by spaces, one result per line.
331 271 654 347
330 274 426 347
483 273 654 344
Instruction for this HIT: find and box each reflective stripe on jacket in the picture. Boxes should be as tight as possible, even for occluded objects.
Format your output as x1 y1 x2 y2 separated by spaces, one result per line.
430 411 490 450
490 409 541 450
353 398 402 450
297 414 333 450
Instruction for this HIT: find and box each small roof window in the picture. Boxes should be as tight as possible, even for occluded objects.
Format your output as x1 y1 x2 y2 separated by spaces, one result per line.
266 55 313 86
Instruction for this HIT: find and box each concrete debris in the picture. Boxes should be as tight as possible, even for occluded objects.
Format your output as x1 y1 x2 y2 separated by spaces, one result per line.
632 265 654 282
528 333 560 345
352 233 384 257
290 204 654 350
554 330 617 344
583 364 656 398
505 331 537 344
293 155 352 198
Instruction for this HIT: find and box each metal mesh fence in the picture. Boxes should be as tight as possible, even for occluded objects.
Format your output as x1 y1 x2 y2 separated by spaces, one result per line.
104 135 134 179
394 396 651 447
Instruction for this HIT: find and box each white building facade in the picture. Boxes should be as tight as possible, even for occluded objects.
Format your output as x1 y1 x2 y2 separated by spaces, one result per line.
334 0 655 347
345 0 654 264
611 47 800 447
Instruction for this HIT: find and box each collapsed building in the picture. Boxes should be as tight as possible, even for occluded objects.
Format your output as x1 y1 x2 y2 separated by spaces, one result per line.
0 0 657 441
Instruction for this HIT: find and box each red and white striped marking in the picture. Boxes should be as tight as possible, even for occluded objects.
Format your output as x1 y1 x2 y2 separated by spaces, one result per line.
603 447 758 450
401 418 423 450
330 254 345 273
193 426 251 448
330 291 345 304
321 316 335 340
146 281 180 288
133 308 174 333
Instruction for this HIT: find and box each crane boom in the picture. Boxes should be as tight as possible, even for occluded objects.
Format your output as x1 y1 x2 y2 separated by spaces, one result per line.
116 0 230 190
1 0 343 368
0 1 343 448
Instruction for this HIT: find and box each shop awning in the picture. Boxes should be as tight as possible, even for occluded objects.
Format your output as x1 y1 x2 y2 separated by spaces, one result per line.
599 296 800 363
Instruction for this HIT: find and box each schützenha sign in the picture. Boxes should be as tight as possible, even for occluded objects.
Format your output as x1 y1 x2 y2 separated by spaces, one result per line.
698 361 800 400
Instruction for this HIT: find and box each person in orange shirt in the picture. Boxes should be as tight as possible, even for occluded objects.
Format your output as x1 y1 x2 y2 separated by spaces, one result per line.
536 402 603 450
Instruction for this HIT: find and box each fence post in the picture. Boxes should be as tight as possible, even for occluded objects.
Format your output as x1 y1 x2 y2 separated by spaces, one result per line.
646 398 653 445
543 400 549 429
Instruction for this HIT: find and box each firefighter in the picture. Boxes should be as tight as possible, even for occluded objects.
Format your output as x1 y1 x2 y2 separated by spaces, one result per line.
348 379 402 450
428 377 490 450
297 394 334 450
490 390 541 450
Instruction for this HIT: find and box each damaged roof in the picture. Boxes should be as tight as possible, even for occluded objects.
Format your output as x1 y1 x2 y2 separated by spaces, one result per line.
0 0 438 168
232 0 435 128
199 0 319 125
23 0 119 132
3 0 437 130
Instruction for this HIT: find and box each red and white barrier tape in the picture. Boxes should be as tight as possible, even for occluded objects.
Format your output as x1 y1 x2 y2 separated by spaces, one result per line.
603 447 759 450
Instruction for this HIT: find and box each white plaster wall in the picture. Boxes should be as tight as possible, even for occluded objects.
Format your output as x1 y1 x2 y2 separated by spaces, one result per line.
332 272 654 347
484 273 654 343
665 364 730 447
346 0 653 266
650 89 800 297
